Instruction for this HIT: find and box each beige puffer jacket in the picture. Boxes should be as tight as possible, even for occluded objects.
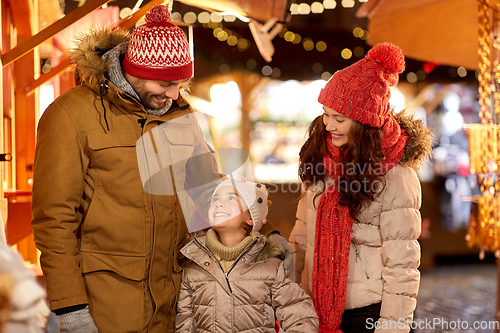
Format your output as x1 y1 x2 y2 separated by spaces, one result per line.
289 112 433 333
176 233 319 332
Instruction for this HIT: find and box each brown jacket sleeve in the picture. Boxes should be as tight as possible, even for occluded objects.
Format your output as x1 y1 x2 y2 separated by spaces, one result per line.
31 102 89 311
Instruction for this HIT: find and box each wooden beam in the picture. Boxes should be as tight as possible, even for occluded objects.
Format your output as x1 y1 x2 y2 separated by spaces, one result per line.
14 49 38 192
24 0 176 93
2 1 15 193
1 0 111 67
117 0 165 29
116 0 189 28
0 0 4 206
9 0 32 37
25 57 71 95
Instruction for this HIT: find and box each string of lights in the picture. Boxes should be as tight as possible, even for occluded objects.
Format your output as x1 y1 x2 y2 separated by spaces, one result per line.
466 0 500 258
115 0 475 82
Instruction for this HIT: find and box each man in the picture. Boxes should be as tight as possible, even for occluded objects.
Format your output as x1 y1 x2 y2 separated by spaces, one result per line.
31 5 220 332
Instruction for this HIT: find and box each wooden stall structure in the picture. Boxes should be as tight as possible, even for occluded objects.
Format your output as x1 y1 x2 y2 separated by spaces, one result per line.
0 0 166 265
0 0 291 267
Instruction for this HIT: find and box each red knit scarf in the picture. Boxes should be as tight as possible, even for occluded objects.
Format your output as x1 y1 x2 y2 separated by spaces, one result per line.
312 116 409 333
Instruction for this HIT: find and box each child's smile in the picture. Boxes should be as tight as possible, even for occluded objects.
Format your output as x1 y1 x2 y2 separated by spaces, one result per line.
209 185 249 227
206 179 263 248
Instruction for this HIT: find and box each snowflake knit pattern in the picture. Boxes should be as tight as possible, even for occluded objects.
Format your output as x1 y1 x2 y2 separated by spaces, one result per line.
123 5 193 81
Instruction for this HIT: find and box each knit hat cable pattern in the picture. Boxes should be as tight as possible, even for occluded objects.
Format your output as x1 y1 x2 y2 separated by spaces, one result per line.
318 43 405 128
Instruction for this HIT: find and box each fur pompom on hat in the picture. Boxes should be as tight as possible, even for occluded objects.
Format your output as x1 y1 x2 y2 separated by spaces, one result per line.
213 177 269 232
318 42 405 128
123 5 193 81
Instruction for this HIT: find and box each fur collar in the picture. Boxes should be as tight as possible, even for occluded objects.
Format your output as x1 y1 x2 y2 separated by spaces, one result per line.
394 111 434 170
70 28 130 91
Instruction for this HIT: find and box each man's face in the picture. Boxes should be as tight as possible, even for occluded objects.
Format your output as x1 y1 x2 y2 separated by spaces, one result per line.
125 73 186 111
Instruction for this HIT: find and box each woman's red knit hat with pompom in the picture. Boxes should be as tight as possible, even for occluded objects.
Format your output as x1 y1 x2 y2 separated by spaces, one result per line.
318 43 405 128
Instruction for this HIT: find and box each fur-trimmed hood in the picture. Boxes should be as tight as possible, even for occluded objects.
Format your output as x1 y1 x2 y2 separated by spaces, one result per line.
394 111 434 170
70 28 130 90
256 234 285 262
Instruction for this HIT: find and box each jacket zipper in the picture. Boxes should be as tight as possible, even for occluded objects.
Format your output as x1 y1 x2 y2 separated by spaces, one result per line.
352 242 370 279
194 238 258 293
136 125 157 331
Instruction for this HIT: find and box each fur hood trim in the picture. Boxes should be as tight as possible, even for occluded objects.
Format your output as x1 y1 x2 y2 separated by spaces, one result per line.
255 235 285 262
394 111 434 169
70 28 130 89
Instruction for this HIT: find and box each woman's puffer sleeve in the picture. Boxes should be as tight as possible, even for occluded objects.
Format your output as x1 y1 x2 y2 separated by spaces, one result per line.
289 193 308 284
175 268 195 332
272 261 319 332
376 166 421 333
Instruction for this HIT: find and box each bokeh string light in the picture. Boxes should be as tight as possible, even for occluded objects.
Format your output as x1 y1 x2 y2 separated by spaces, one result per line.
202 21 251 52
466 0 500 258
167 3 368 78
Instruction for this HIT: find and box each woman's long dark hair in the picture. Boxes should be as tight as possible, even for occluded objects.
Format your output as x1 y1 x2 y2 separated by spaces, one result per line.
299 115 386 220
299 116 327 188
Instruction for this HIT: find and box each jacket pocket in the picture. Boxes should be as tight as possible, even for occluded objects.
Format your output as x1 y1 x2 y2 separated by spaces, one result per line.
87 129 142 188
80 251 147 281
81 187 146 255
164 125 197 184
81 252 146 331
87 128 138 150
165 126 197 146
352 242 371 279
137 124 197 196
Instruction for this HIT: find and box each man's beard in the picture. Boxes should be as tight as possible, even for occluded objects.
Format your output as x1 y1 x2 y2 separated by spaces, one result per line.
144 95 173 116
139 93 173 116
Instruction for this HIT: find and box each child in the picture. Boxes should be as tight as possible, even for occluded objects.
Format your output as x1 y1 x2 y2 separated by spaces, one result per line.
289 43 433 332
176 178 319 332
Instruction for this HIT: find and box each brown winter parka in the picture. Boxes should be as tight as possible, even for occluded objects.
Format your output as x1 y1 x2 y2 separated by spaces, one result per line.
31 29 219 332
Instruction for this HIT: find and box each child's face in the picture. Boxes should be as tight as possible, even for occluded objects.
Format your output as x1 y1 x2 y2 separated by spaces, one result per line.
208 186 251 229
322 105 354 147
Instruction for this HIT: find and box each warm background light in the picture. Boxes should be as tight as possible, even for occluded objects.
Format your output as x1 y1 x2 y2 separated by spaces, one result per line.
341 48 352 59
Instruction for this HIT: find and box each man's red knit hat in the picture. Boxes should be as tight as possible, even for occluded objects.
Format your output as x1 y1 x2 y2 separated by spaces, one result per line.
123 5 193 81
318 43 405 128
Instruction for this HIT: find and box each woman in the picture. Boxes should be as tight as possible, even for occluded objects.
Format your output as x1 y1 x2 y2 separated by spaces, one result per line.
289 43 433 333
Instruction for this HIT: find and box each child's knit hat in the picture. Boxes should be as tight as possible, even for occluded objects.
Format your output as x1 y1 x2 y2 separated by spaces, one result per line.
318 42 405 128
213 177 269 232
123 5 193 81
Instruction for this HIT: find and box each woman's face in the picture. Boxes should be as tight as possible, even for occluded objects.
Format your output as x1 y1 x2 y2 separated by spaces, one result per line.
322 106 355 147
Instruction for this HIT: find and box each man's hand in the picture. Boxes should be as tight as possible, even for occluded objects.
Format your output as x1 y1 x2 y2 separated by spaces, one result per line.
59 306 98 333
